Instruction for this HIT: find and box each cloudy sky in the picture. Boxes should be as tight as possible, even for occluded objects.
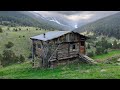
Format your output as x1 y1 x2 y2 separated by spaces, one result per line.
32 11 119 28
34 11 119 22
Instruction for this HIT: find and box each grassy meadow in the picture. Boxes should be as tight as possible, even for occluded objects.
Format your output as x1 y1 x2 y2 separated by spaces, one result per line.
0 26 49 58
0 61 120 79
0 25 120 79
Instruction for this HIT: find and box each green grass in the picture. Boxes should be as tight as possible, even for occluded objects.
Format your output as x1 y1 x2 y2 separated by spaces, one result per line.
92 50 120 60
0 62 120 79
1 25 120 79
0 26 48 58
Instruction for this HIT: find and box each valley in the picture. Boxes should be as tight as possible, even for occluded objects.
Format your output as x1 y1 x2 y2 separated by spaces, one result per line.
0 11 120 79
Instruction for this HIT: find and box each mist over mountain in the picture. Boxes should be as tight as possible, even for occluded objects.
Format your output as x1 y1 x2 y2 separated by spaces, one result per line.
74 12 120 39
0 11 119 31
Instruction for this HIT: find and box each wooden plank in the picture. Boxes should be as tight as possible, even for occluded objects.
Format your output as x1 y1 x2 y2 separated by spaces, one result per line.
32 40 34 66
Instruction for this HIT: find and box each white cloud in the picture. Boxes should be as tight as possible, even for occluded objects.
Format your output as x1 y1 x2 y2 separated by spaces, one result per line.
66 14 94 21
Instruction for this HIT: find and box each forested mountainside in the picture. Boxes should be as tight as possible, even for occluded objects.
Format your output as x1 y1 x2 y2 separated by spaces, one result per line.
74 12 120 39
0 11 67 30
0 11 74 30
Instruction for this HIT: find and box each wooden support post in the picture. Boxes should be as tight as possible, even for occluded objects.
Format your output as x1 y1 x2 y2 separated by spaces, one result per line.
84 41 86 55
56 51 58 61
68 43 70 56
32 40 35 67
79 42 80 55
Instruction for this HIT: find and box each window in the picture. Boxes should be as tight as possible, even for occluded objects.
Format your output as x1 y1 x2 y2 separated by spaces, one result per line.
81 41 85 46
72 44 75 49
38 44 41 48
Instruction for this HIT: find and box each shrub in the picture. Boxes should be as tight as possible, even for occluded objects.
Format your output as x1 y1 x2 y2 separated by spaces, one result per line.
2 50 17 66
28 53 32 59
87 51 94 57
95 47 102 55
0 27 3 33
14 29 18 32
5 41 14 48
1 50 24 67
87 44 90 49
19 28 21 31
0 54 3 66
104 49 108 54
19 54 25 63
7 27 10 31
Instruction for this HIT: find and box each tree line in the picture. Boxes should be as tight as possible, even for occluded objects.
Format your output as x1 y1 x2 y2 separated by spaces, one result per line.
75 12 120 39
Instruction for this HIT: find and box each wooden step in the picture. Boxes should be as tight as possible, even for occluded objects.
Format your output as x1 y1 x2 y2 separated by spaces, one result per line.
79 55 96 64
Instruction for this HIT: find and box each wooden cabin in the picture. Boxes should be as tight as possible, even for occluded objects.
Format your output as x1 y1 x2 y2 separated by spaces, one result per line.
30 31 89 68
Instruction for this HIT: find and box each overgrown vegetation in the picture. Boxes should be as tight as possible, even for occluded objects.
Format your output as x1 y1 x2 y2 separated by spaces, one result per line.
5 41 14 48
0 27 3 33
0 49 25 67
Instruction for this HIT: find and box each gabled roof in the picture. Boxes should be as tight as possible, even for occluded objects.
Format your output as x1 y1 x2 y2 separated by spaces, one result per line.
30 31 88 41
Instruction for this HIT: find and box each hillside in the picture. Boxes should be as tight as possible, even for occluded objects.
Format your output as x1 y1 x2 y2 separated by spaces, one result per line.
0 26 49 58
1 25 120 79
74 12 120 39
24 11 74 31
0 11 68 30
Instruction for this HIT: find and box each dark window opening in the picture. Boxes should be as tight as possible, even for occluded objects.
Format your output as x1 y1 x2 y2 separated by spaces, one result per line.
38 44 41 48
72 44 75 49
81 41 85 46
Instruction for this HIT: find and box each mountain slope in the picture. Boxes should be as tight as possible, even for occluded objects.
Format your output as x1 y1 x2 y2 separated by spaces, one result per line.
0 11 42 27
25 11 74 30
74 12 120 39
0 11 72 30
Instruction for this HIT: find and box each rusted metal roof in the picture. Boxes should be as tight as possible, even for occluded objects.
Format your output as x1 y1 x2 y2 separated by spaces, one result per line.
30 31 71 41
30 31 88 41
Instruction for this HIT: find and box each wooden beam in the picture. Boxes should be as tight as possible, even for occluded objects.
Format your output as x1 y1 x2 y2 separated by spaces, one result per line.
68 43 70 56
32 40 35 66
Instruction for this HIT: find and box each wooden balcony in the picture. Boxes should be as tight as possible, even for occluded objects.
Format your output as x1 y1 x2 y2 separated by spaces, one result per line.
49 50 79 62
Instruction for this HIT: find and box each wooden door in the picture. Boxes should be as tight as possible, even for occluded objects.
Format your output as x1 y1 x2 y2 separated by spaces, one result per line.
80 41 85 54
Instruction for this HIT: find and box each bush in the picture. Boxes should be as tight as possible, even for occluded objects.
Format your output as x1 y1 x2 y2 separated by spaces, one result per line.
95 47 102 55
5 41 14 48
2 50 17 66
104 49 108 54
7 27 10 31
0 54 3 66
19 28 21 31
87 44 90 49
0 27 3 33
19 54 25 63
28 53 32 59
14 29 18 32
1 50 25 67
87 51 94 57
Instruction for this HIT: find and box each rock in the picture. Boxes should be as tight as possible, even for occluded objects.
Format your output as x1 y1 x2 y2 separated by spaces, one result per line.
100 69 106 72
116 63 120 65
117 58 120 62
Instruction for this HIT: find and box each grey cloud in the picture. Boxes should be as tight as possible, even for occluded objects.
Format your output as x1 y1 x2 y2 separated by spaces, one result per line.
33 11 120 28
54 11 84 15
